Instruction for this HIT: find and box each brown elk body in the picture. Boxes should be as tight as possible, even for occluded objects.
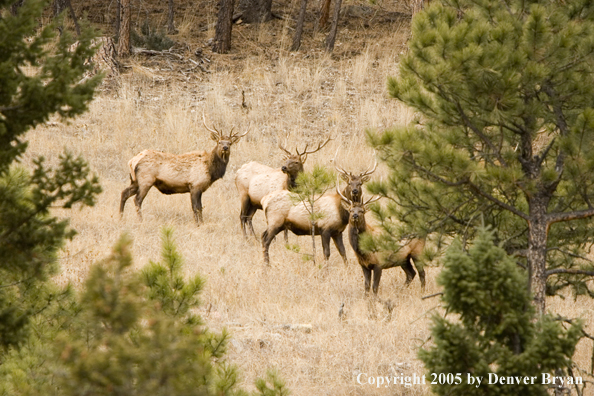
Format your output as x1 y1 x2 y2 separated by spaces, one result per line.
342 193 426 296
260 162 376 265
261 189 349 265
120 114 248 224
235 139 330 238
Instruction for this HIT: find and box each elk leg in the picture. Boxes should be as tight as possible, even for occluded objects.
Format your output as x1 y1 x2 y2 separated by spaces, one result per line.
372 266 383 296
283 229 289 244
362 266 372 296
134 184 152 220
401 258 416 286
411 257 426 291
120 182 138 216
262 224 284 265
239 196 256 238
245 206 258 238
331 233 348 266
191 189 203 224
321 231 332 261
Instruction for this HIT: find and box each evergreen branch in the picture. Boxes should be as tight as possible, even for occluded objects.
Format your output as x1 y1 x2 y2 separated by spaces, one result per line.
535 137 556 169
405 157 467 187
547 247 594 263
0 280 25 289
406 155 529 220
453 100 508 167
503 120 528 136
555 50 594 74
421 292 443 300
547 208 594 224
546 268 594 277
541 83 568 193
555 316 594 341
0 105 22 113
466 181 530 220
567 367 584 396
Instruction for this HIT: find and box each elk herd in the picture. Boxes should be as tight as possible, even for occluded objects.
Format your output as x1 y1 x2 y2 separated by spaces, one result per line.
120 113 426 297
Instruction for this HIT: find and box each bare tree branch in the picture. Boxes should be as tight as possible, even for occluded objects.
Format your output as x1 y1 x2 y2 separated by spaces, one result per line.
547 208 594 225
547 247 594 263
466 181 530 221
546 268 594 277
422 292 443 300
452 101 509 168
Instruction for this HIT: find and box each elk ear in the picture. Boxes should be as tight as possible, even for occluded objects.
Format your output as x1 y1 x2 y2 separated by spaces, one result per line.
361 175 371 183
340 173 350 182
210 132 219 142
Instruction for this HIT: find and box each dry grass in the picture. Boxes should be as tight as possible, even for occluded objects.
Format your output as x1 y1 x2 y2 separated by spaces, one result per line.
22 10 594 396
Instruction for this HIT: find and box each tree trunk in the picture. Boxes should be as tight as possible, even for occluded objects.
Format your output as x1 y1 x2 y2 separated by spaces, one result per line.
213 0 235 53
311 221 316 266
115 0 121 41
527 196 549 315
167 0 178 34
54 0 66 34
10 0 24 16
240 0 273 23
324 0 342 52
118 0 131 57
316 0 331 32
65 0 81 36
291 0 309 51
54 0 65 16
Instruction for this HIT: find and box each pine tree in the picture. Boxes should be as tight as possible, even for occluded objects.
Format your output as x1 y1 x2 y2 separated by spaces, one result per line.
420 228 582 396
290 165 334 265
0 230 289 396
0 0 102 353
367 0 594 313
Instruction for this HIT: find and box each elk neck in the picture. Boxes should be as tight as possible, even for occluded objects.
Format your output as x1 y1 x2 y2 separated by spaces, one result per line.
287 173 297 190
348 223 366 257
209 146 229 181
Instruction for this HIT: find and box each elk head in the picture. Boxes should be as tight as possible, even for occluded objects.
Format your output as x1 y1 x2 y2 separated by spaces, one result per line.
203 111 250 161
337 180 380 229
278 137 331 182
335 159 377 203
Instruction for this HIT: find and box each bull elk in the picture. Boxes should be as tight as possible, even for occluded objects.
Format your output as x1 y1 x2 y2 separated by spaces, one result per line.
335 160 377 204
120 112 249 224
260 161 377 266
235 138 330 238
338 188 426 296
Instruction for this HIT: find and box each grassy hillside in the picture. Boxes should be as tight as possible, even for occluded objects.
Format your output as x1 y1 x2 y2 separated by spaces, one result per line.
22 1 594 394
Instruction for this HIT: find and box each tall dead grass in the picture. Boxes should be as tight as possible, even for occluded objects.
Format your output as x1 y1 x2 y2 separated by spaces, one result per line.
23 35 594 396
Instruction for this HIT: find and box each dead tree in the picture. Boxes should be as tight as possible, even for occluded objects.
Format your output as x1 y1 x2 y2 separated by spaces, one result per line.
118 0 131 56
167 0 178 34
291 0 309 51
115 0 121 41
213 0 236 53
53 0 80 36
324 0 342 51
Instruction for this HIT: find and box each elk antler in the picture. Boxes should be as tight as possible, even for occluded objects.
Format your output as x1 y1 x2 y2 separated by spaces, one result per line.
297 137 332 163
360 159 378 179
278 136 293 157
336 176 351 204
335 164 354 180
363 194 381 209
202 110 222 140
230 123 250 143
